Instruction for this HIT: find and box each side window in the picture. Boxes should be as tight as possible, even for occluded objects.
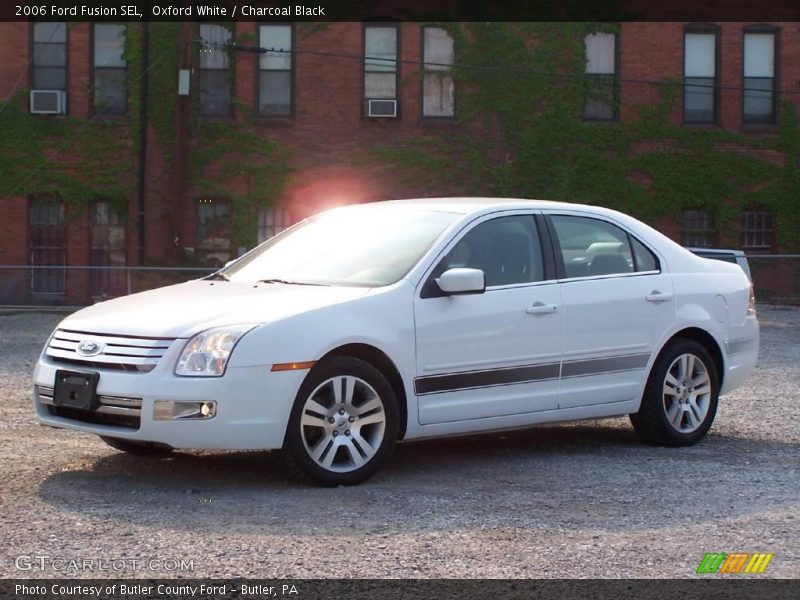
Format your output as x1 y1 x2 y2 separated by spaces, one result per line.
551 215 635 278
436 215 544 287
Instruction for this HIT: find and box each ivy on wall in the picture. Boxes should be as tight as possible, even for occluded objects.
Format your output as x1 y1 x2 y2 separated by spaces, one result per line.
373 22 800 250
0 22 291 254
3 22 798 256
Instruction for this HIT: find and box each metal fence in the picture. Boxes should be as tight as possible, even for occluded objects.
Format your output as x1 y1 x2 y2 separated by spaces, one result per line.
747 255 800 305
0 256 798 308
0 266 215 308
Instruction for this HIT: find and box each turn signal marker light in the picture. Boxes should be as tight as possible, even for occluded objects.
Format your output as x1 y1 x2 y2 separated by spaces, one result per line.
271 361 316 372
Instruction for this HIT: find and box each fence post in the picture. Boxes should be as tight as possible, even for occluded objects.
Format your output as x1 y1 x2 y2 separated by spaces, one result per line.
126 268 132 296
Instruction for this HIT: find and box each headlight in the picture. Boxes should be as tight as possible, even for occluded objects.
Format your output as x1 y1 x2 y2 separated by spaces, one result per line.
175 324 256 377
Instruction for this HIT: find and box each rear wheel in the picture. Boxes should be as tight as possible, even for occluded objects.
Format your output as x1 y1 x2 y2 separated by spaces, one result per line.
101 436 174 456
285 356 398 486
630 339 719 446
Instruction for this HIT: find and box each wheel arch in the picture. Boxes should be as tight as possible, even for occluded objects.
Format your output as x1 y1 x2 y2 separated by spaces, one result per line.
321 343 408 440
660 327 724 388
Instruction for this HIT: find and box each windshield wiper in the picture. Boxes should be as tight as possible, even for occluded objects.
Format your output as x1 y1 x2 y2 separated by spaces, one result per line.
256 278 328 286
205 272 230 281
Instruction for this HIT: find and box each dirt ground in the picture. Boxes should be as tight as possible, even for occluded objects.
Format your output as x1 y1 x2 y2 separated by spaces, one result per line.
1 307 798 579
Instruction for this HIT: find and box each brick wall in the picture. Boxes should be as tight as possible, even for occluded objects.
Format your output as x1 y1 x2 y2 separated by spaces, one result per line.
1 21 798 299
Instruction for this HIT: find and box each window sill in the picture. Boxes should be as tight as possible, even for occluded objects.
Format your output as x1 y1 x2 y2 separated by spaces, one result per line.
421 116 457 123
253 116 295 126
681 122 720 129
199 115 235 121
740 123 779 134
90 114 128 122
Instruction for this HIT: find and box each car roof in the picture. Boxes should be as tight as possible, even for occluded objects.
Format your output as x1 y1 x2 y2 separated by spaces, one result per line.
370 197 616 216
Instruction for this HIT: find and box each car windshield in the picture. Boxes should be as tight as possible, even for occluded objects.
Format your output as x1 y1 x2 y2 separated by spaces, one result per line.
223 206 460 287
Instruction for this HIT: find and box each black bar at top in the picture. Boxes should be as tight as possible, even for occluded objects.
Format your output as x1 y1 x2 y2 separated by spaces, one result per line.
3 0 800 22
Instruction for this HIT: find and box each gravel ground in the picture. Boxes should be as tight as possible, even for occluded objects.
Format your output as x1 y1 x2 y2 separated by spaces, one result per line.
0 307 798 579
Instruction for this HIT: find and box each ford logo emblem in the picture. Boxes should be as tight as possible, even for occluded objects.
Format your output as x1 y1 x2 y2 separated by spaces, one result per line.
76 340 103 357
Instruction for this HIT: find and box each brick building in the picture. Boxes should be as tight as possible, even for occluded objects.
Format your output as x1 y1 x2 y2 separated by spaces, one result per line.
0 21 798 304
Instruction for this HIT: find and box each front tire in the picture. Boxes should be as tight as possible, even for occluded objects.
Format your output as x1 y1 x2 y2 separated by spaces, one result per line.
285 356 399 486
630 339 719 446
101 436 174 456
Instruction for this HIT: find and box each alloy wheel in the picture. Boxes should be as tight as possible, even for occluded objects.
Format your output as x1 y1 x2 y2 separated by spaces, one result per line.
662 353 712 434
299 375 387 473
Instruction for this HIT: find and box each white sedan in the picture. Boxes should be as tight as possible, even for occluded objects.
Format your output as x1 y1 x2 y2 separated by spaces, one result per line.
33 199 759 485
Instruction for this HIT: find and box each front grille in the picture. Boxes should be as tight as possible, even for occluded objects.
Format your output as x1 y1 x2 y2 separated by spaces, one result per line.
37 385 142 430
46 329 177 373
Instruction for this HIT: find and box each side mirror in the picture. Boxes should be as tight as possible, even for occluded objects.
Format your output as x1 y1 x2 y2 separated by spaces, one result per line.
436 268 486 295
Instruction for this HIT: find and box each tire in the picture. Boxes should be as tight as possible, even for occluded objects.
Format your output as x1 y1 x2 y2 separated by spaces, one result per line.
101 436 174 456
630 338 719 446
284 356 399 486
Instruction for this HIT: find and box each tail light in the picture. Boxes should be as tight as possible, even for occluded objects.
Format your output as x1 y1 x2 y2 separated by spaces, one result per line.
747 284 756 316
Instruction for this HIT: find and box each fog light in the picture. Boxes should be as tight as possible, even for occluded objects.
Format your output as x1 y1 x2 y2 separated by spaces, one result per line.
153 400 217 421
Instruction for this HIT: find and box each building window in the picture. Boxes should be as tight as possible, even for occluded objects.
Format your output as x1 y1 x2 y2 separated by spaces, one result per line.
198 24 232 117
422 27 454 118
257 206 296 244
583 32 617 121
743 29 777 124
363 25 398 116
683 28 718 124
90 202 126 297
29 199 65 295
197 199 231 267
681 210 716 247
31 22 67 93
258 25 292 117
93 24 127 116
741 210 774 252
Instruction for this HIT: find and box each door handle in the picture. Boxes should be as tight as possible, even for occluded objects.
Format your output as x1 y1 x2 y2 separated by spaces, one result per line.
646 291 673 303
526 302 558 315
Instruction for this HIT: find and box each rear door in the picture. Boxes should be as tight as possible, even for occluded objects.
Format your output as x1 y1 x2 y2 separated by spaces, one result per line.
413 212 563 425
546 212 675 409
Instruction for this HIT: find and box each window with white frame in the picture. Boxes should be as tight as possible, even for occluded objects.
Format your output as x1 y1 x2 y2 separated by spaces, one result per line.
197 199 231 267
583 32 617 121
741 210 774 252
90 201 126 297
364 25 398 116
258 206 296 244
422 27 454 118
198 24 232 117
93 24 127 116
29 199 65 295
258 25 292 116
31 23 67 95
681 209 716 247
743 30 777 124
683 29 718 124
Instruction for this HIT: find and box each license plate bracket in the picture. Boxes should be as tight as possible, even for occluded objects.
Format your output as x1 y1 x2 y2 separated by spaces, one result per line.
53 370 100 411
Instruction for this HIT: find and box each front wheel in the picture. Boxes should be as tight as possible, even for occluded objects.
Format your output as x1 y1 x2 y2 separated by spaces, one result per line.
630 339 719 446
285 356 399 486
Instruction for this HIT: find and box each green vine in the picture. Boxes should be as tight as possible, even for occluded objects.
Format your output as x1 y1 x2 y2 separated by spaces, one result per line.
371 22 800 250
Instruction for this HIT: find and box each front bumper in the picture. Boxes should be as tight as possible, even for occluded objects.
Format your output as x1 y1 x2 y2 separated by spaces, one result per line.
33 354 306 450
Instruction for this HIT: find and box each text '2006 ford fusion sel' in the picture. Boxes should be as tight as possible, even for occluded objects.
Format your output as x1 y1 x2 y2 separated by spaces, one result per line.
33 198 758 485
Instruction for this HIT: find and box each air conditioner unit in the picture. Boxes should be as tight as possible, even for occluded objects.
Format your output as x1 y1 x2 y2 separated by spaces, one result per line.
30 90 66 114
366 99 397 118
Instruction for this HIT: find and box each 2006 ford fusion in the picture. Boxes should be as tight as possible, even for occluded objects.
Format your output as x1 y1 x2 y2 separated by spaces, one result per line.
34 199 758 485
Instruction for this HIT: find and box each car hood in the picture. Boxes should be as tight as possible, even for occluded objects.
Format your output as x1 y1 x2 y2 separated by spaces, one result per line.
58 280 373 338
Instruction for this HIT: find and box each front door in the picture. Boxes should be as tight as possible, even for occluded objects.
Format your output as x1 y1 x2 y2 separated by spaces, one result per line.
413 213 563 425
